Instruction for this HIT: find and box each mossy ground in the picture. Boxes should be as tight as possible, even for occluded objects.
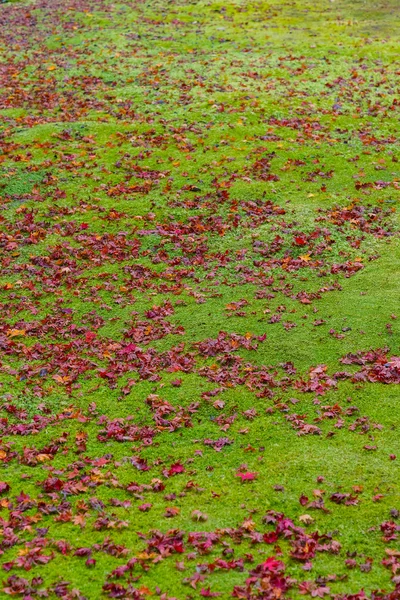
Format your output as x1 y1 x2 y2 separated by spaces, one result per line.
0 0 399 598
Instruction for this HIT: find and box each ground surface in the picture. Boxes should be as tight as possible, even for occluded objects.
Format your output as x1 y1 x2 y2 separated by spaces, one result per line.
0 0 399 598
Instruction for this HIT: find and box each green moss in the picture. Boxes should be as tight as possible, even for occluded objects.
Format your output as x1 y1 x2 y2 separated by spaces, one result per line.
0 0 399 597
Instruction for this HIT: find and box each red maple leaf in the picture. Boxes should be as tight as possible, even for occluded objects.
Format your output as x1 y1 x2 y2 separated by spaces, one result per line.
236 471 258 482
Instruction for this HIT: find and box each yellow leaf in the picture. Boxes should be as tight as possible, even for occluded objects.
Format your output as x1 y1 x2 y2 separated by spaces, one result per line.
36 454 52 462
7 329 26 338
241 519 256 531
299 514 314 525
53 375 70 384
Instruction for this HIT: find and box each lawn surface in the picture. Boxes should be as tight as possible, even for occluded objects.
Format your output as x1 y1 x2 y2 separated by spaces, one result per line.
0 0 399 598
